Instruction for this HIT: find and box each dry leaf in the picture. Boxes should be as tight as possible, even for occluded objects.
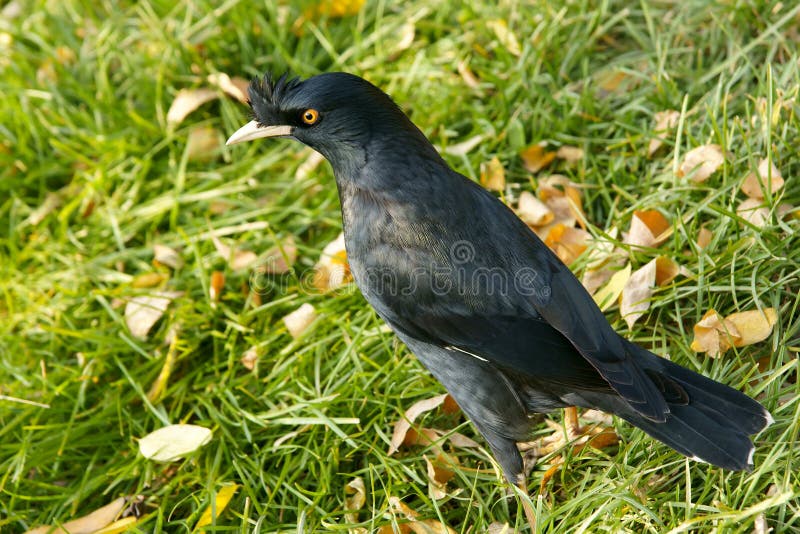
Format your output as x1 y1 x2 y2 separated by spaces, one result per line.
753 513 771 534
209 271 224 302
556 145 584 163
487 523 512 534
696 227 713 250
125 291 181 340
678 144 725 183
195 484 238 531
737 198 770 228
138 424 212 462
207 73 249 104
186 125 222 162
517 191 554 226
259 237 298 275
480 156 506 191
447 431 480 449
544 224 589 265
488 19 521 56
457 60 480 89
212 234 258 272
593 263 632 311
344 477 366 526
314 233 350 291
424 451 459 499
621 259 657 329
727 308 777 348
241 346 258 370
24 497 127 534
647 110 680 156
388 497 458 534
520 144 556 173
283 303 317 339
391 22 415 57
741 158 784 199
308 0 365 18
444 134 483 156
92 517 139 534
131 272 168 288
295 149 326 180
388 394 449 455
153 244 184 269
624 209 671 248
538 175 585 227
167 88 218 126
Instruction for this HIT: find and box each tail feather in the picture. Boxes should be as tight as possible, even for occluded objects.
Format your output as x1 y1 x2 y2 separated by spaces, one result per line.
581 342 772 470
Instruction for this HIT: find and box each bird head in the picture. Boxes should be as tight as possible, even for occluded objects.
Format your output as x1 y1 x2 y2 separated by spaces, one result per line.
226 72 439 177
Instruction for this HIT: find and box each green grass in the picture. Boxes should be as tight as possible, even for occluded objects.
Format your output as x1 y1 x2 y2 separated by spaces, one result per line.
2 0 799 532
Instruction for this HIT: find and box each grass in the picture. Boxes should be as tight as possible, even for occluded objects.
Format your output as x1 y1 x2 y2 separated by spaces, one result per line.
1 0 799 531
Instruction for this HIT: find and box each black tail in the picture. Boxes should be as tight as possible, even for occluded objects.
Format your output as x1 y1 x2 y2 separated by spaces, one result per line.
585 342 772 470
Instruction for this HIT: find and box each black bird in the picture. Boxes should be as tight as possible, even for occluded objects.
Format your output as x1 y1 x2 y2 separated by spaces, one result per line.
227 72 772 499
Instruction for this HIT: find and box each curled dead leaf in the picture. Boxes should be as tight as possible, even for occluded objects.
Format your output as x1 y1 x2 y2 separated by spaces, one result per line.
741 158 784 199
727 308 778 348
167 88 218 127
314 233 351 291
124 291 181 340
689 307 776 357
24 497 128 534
388 393 449 455
283 303 317 339
488 19 521 56
621 259 657 329
520 144 556 173
207 72 249 104
737 198 770 228
240 346 258 371
624 209 671 248
647 110 680 156
344 477 366 525
678 144 725 183
480 156 506 191
517 191 554 226
544 224 589 265
425 451 459 499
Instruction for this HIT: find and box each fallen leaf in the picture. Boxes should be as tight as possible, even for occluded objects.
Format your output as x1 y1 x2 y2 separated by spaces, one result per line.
597 70 628 94
593 263 632 311
147 331 180 403
207 72 249 104
544 224 589 265
444 134 484 156
624 209 671 248
753 513 771 534
131 272 169 288
457 60 480 89
388 394 449 455
308 0 365 18
487 523 512 534
125 291 181 340
480 156 506 191
621 259 657 329
195 484 238 531
556 145 584 163
139 424 212 462
737 198 770 228
727 308 777 348
488 19 521 56
539 463 561 493
240 346 258 370
24 497 127 534
520 144 556 173
258 237 298 275
167 88 218 127
212 234 258 272
92 517 139 534
313 233 351 291
388 497 458 534
425 451 459 499
153 244 184 269
741 158 784 199
696 227 713 250
390 22 415 57
538 175 585 227
447 431 480 449
647 110 680 156
209 271 224 302
678 144 725 183
344 477 366 526
283 303 317 339
186 125 222 162
295 149 326 180
517 191 554 226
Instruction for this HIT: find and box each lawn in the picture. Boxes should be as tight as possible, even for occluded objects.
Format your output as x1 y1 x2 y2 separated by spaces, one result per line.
1 0 799 532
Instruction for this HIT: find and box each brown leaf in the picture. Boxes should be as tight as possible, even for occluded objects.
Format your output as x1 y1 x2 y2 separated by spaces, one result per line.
424 451 459 499
283 303 317 339
621 259 657 329
186 126 222 162
240 346 258 371
678 144 725 182
520 144 556 173
24 497 127 534
737 198 770 228
690 309 741 357
741 158 784 199
556 145 584 163
388 497 458 534
447 431 480 449
153 244 184 269
167 88 218 126
517 191 554 226
212 234 258 272
259 237 298 275
624 210 671 248
209 271 224 302
207 73 249 104
124 291 181 340
388 394 449 455
544 224 589 265
539 463 561 493
480 156 506 191
647 110 680 156
696 227 713 250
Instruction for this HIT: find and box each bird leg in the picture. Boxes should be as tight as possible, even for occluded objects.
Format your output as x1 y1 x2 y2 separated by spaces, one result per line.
564 406 581 439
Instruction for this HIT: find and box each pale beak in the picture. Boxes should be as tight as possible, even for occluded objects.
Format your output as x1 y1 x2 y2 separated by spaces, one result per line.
226 120 294 145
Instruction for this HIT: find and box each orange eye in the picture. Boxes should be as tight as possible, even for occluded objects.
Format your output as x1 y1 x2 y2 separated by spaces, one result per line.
301 109 319 125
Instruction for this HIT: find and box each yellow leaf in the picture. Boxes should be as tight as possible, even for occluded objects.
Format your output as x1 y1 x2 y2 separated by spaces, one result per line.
624 209 671 248
92 517 140 534
678 144 725 183
727 308 777 348
24 497 127 534
520 144 556 173
309 0 365 18
139 424 212 462
314 232 351 290
480 156 506 191
344 477 366 524
544 224 589 266
593 263 631 311
488 19 521 56
195 484 238 531
621 258 657 329
517 191 554 226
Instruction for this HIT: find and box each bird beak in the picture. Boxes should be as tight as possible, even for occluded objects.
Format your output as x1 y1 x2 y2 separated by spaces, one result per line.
225 120 294 145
